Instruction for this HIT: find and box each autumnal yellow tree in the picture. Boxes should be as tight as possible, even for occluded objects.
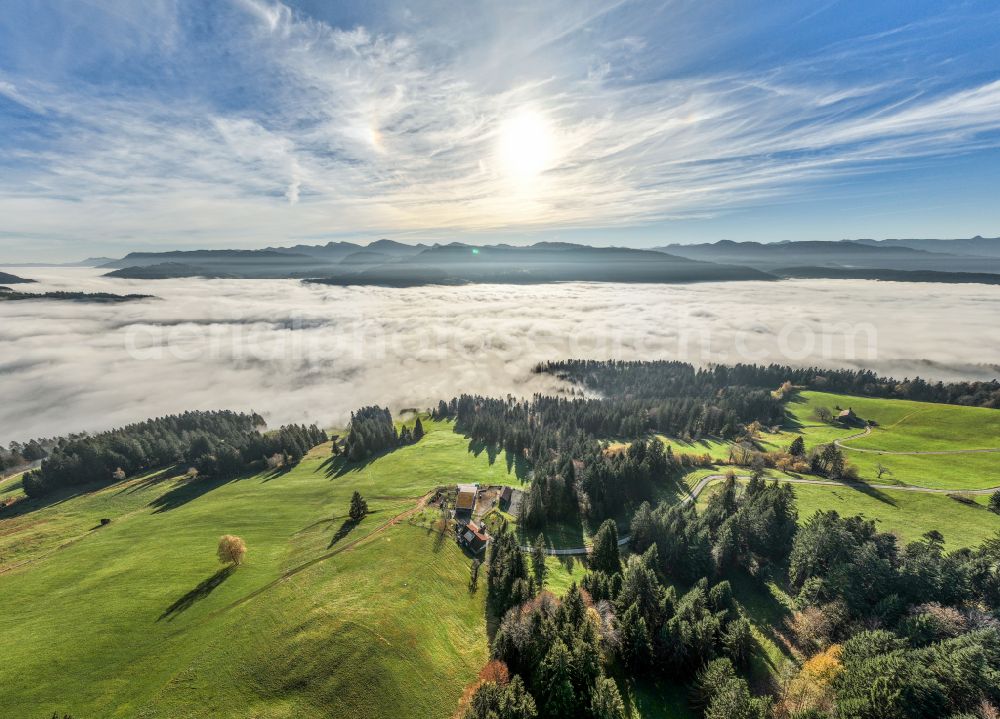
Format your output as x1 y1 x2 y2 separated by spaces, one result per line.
217 535 247 566
780 644 843 716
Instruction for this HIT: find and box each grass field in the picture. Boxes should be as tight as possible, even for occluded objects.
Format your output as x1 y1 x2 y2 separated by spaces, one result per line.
755 391 1000 490
0 418 697 719
696 478 1000 549
792 482 1000 549
2 397 995 718
793 392 1000 453
657 435 734 462
0 420 516 719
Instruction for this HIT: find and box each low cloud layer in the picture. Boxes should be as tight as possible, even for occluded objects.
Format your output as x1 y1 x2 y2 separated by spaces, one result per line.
1 268 998 443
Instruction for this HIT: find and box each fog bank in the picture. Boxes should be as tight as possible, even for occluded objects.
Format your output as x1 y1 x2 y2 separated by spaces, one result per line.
1 268 998 442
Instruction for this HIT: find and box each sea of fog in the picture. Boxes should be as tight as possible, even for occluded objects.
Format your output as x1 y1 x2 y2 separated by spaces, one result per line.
2 267 999 442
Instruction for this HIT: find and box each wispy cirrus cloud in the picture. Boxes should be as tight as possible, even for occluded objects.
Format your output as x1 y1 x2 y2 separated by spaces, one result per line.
0 0 999 259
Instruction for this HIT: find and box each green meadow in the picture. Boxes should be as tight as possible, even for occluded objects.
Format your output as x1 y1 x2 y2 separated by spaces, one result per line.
0 420 515 719
801 391 1000 453
757 391 1000 490
696 478 1000 550
674 390 1000 547
1 395 997 718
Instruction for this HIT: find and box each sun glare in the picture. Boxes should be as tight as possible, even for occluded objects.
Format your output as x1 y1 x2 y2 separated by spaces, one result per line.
497 109 555 181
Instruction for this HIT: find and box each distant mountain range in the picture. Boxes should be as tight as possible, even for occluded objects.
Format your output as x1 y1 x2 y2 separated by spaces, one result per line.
656 238 1000 273
104 241 769 285
774 266 1000 285
84 235 1000 286
853 236 1000 258
103 262 239 280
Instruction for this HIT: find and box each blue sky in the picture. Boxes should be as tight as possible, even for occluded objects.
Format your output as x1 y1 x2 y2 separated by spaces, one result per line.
1 0 999 261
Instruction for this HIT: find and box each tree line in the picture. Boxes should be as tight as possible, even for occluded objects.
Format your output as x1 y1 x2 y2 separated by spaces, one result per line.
538 359 1000 409
436 359 993 537
21 411 327 498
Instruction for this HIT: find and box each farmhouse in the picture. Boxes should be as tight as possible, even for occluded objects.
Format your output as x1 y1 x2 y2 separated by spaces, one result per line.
456 519 490 554
838 407 858 423
454 483 478 518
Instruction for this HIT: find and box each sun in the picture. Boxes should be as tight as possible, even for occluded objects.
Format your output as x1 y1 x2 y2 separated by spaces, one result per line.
497 109 555 181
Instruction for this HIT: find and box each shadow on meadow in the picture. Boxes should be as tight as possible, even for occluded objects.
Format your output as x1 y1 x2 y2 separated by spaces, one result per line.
158 565 236 621
147 473 244 513
835 478 898 506
328 517 360 548
114 466 180 496
0 482 89 520
464 436 531 483
319 447 397 479
260 464 294 482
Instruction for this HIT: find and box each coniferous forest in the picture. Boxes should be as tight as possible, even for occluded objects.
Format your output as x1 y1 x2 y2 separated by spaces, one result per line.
452 361 1000 719
21 411 327 497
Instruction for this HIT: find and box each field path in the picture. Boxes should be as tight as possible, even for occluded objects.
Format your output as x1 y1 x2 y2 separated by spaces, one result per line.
834 425 1000 455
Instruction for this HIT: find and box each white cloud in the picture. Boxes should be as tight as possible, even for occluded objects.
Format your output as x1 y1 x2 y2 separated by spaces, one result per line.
0 268 998 442
0 78 46 114
1 1 1000 254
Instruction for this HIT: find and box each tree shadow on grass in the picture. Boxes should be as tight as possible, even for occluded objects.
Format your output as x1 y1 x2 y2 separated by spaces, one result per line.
432 523 448 553
558 554 577 575
260 464 293 482
148 474 237 513
515 514 587 557
467 438 502 466
328 517 360 548
729 570 798 689
0 483 89 520
658 475 690 504
834 478 898 506
158 565 235 621
504 451 532 482
114 466 179 495
323 447 398 479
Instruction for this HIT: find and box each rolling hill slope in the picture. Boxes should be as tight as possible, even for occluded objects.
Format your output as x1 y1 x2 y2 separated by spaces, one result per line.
0 421 524 719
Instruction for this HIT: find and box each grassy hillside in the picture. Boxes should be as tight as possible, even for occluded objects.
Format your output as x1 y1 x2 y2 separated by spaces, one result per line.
696 478 1000 549
0 420 517 719
758 391 1000 490
787 391 1000 452
2 395 996 718
677 390 1000 546
792 483 1000 549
